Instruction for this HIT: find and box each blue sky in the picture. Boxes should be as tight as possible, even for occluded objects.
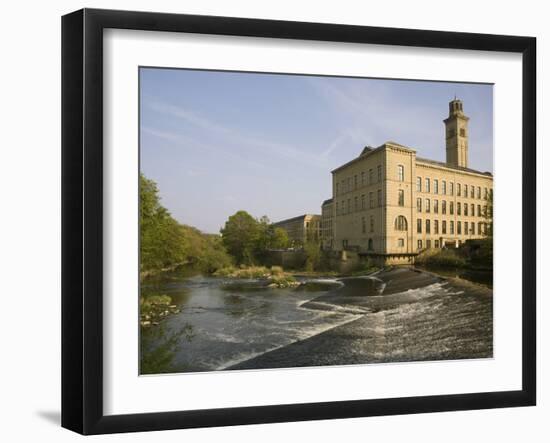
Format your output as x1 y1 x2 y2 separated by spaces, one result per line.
140 68 493 234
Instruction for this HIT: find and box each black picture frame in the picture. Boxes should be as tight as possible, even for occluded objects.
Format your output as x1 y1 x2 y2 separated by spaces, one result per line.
61 8 536 435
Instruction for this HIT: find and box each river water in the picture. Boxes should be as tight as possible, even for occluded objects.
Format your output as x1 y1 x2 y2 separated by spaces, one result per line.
141 268 493 374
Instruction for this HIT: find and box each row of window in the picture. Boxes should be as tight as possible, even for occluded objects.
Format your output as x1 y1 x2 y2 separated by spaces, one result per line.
361 216 375 234
416 176 491 200
336 190 382 215
335 165 383 196
416 218 488 236
417 239 442 250
415 198 488 217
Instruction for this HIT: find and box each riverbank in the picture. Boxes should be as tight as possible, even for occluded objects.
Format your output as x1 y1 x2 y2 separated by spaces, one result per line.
226 267 493 370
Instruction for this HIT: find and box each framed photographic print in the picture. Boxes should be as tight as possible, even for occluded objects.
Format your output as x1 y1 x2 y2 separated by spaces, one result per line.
61 8 536 435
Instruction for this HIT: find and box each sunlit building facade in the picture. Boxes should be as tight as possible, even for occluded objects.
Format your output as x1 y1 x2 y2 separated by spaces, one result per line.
321 99 493 265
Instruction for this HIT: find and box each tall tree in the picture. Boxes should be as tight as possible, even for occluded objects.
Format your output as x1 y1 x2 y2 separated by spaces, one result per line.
220 211 261 265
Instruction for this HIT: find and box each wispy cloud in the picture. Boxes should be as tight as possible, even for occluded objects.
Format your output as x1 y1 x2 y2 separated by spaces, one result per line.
146 100 330 168
142 126 266 170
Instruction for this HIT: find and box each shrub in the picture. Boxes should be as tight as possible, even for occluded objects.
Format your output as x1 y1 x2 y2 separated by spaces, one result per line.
416 248 467 268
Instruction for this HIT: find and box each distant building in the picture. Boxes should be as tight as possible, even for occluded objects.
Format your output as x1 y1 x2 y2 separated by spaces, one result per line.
321 199 334 250
272 214 321 246
322 98 493 265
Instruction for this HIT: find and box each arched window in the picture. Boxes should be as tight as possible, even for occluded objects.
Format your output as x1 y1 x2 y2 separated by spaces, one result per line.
395 215 408 231
368 238 374 250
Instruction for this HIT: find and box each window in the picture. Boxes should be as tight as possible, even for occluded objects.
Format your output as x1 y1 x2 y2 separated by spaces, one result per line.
484 187 488 200
341 180 346 193
435 240 440 248
347 177 351 192
450 202 454 215
362 216 366 234
477 204 481 217
416 176 422 192
442 200 447 214
369 169 373 184
377 165 382 182
426 239 432 249
457 183 461 196
425 198 431 213
417 219 422 233
335 183 339 196
464 184 468 198
464 203 468 216
471 204 475 216
354 196 358 212
477 186 481 199
354 175 358 189
478 222 483 235
442 180 446 195
426 219 431 234
369 192 374 208
460 128 466 137
465 221 468 235
398 165 404 182
347 198 351 213
397 238 405 247
417 239 423 250
417 198 422 212
434 199 439 214
434 179 439 194
425 178 430 193
470 186 475 198
457 221 462 235
361 171 365 186
335 202 339 215
341 200 345 214
450 182 454 196
434 220 439 234
457 202 462 215
483 205 488 217
442 220 447 234
395 216 408 231
368 238 373 250
398 189 405 206
370 216 374 233
361 194 365 210
450 221 454 234
377 189 382 206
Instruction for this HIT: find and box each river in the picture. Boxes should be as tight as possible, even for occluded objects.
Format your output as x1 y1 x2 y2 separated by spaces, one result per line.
140 267 493 374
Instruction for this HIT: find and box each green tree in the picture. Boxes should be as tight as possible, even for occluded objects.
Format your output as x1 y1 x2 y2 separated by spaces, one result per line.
304 240 321 272
140 174 232 276
270 227 290 249
140 174 187 272
220 211 261 265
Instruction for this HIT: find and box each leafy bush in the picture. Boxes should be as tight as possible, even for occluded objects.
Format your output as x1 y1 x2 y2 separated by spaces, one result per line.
416 248 467 268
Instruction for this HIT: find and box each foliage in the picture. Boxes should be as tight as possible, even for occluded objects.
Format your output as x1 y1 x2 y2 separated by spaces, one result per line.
140 174 188 273
485 189 494 237
415 248 467 268
140 324 194 374
220 211 261 265
468 238 493 268
140 174 233 277
220 212 290 265
303 241 321 272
